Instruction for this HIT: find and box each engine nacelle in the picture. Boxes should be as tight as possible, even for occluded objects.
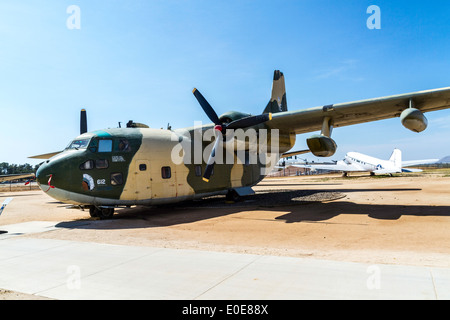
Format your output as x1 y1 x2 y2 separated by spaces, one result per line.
306 135 337 157
400 108 428 133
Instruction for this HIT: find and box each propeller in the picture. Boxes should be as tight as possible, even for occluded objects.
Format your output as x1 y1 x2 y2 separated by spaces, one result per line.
29 108 88 160
80 109 87 134
192 88 272 182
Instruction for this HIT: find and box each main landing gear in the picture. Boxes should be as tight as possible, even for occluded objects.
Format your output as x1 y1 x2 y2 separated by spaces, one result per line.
225 189 240 203
89 206 114 220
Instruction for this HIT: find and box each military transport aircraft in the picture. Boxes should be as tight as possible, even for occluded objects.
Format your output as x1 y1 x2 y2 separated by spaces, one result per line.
30 70 450 219
289 149 438 176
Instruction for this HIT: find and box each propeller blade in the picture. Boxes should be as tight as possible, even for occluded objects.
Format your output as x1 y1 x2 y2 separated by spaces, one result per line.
203 131 222 182
192 88 221 125
29 151 63 159
226 113 272 130
80 109 88 134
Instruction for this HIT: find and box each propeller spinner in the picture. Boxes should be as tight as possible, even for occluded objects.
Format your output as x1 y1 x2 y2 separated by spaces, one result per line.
192 88 272 182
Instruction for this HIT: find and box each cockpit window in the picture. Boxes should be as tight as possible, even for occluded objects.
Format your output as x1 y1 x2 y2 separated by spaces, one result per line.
98 139 113 152
66 139 90 150
117 139 131 152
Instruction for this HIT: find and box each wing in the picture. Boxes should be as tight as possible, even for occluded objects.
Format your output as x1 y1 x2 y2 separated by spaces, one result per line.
0 173 35 183
293 163 362 172
268 87 450 134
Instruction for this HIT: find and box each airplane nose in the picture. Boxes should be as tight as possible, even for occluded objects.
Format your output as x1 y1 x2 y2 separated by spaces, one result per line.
35 163 43 185
36 161 53 189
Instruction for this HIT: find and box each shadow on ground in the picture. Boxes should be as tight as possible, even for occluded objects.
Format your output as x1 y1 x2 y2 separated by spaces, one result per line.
54 187 449 231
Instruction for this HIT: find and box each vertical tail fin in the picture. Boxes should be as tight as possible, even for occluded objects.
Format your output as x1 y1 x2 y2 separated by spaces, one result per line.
389 149 402 168
263 70 287 114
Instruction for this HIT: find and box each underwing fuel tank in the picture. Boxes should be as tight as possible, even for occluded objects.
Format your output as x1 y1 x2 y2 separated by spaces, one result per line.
306 134 337 157
400 108 428 133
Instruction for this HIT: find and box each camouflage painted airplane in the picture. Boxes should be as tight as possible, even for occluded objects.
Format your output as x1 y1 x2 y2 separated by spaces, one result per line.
31 70 450 219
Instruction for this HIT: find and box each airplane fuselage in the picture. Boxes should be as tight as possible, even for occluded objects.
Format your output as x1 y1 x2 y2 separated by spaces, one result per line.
343 152 401 173
36 125 295 208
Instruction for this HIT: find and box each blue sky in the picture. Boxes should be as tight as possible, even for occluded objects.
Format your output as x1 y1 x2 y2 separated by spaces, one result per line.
1 0 450 165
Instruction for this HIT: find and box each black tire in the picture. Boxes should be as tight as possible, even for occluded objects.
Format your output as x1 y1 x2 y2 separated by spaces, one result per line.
97 207 114 220
226 190 240 202
89 206 99 218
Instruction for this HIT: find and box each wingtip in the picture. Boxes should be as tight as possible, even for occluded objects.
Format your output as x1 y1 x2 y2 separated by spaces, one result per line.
192 88 197 94
202 177 209 182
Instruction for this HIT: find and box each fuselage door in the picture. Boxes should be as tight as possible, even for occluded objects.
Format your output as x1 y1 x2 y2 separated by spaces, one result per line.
135 160 152 200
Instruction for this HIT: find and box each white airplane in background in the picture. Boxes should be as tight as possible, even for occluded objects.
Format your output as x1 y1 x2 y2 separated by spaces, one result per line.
290 149 438 176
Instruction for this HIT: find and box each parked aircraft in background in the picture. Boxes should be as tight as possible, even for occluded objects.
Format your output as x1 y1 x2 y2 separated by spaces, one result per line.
291 149 438 176
0 173 35 183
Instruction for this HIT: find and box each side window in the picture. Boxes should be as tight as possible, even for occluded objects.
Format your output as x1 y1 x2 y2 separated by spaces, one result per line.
111 173 123 186
161 166 171 179
98 139 113 152
139 164 147 171
80 160 94 170
117 139 131 152
96 159 109 169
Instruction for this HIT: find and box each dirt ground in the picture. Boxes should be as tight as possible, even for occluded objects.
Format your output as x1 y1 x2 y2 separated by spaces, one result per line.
1 172 450 271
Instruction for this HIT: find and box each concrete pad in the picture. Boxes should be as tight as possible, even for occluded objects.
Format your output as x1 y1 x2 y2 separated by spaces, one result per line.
198 255 438 300
0 221 59 239
0 236 449 300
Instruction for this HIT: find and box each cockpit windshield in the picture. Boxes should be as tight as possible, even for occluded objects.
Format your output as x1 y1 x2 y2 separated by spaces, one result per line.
66 139 90 150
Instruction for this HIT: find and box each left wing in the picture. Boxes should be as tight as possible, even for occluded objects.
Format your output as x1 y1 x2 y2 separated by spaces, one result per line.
0 173 35 183
293 161 363 172
268 87 450 134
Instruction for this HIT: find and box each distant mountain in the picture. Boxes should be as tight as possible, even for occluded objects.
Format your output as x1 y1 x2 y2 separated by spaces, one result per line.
438 156 450 163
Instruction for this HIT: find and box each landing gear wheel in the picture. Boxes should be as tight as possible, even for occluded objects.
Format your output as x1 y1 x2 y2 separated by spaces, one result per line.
89 206 99 218
97 207 114 220
89 206 114 219
226 189 240 203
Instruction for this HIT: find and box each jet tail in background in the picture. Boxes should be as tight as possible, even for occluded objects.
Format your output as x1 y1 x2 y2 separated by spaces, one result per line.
263 70 287 114
389 148 402 169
